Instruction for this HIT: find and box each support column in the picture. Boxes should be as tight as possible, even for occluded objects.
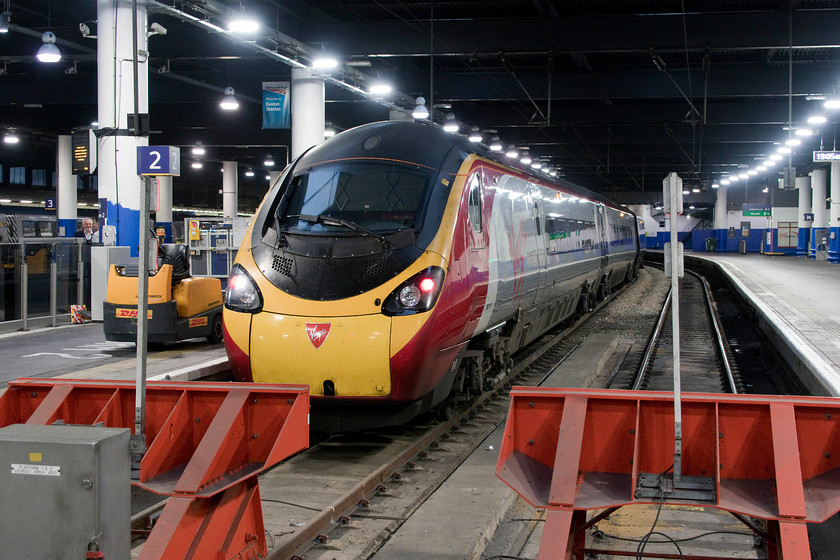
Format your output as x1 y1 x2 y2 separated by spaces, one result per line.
796 176 812 257
291 68 325 160
56 134 76 237
157 175 173 242
222 161 238 219
97 1 149 257
811 168 827 259
714 185 728 251
829 162 840 262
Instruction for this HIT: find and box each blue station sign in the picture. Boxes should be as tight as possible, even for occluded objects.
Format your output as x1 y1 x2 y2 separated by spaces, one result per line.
137 146 181 176
813 151 840 162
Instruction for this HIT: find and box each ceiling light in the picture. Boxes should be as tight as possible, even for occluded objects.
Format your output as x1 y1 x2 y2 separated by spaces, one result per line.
795 128 814 137
682 189 690 195
747 169 758 175
808 115 827 125
264 157 274 167
228 17 259 33
506 146 519 158
412 97 429 120
443 114 459 133
3 132 19 144
756 165 767 171
692 187 700 192
489 137 503 151
777 146 791 154
718 180 727 186
825 98 840 109
220 87 238 110
324 126 335 138
762 187 769 193
20 200 32 204
739 173 749 179
468 127 482 142
769 153 783 160
729 175 740 182
520 155 532 165
763 160 776 166
0 12 10 34
784 138 801 146
191 161 203 169
549 170 558 177
37 31 61 63
191 143 205 156
245 169 254 177
265 174 271 180
531 161 542 169
312 55 338 71
369 83 392 96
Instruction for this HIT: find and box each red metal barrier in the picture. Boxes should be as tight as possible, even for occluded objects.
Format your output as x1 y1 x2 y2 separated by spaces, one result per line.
0 378 310 560
496 387 840 560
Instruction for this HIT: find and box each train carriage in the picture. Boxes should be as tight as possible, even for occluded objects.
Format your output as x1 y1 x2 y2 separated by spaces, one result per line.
223 121 641 431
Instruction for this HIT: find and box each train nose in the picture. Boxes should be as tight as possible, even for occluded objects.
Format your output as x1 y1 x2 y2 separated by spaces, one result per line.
249 313 393 397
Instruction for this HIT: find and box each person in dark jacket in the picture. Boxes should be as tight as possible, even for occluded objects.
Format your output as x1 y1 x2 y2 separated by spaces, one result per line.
74 217 94 244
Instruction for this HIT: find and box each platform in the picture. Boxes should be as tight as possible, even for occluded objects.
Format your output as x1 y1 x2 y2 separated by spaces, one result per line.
689 252 840 397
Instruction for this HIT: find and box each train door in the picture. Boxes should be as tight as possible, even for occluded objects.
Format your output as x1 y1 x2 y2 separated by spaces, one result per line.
463 170 488 334
530 185 547 304
596 204 609 270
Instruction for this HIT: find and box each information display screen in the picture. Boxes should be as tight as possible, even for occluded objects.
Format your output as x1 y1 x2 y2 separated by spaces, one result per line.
72 129 91 175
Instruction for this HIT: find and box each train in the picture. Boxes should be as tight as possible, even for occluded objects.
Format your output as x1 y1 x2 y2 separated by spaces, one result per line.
223 121 643 431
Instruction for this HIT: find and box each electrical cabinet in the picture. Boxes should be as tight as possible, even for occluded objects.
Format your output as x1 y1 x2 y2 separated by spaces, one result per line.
0 424 130 558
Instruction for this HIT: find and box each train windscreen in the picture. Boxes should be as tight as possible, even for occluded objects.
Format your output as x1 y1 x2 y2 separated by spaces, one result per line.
278 161 432 234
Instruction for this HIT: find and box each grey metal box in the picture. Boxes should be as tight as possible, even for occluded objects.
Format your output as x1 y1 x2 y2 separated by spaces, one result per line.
0 424 130 559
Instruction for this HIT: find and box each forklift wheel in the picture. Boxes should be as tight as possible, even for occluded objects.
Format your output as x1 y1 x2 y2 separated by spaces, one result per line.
207 314 223 344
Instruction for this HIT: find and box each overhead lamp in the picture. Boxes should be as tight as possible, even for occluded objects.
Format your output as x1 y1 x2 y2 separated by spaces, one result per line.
762 187 769 193
412 97 429 120
769 153 783 160
245 169 255 177
443 114 459 133
729 175 740 182
682 189 690 195
531 161 542 169
220 87 239 110
369 82 392 96
265 174 271 180
506 145 518 158
808 115 828 125
795 127 814 137
692 187 700 192
520 154 532 165
37 31 61 63
718 180 728 186
747 169 758 176
825 98 840 109
3 132 19 144
738 173 749 179
191 161 203 169
467 127 482 142
784 138 801 146
489 136 503 151
312 54 338 71
777 146 791 154
0 11 10 33
756 165 767 171
549 170 558 177
191 142 205 156
264 157 274 167
324 126 336 138
228 17 259 33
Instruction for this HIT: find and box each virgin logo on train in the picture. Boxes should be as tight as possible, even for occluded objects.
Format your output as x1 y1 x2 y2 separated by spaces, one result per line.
305 323 331 349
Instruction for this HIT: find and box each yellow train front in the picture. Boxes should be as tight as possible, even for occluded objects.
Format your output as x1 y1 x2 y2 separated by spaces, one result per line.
224 121 641 432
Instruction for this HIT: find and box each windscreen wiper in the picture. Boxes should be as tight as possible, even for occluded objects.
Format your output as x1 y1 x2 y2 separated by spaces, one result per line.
298 214 391 250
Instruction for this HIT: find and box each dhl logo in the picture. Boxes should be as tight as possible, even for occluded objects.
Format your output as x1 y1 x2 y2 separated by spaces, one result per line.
116 308 153 319
189 317 208 328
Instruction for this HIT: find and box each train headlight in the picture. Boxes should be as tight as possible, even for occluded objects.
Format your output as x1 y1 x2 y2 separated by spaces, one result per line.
383 267 445 316
225 264 263 313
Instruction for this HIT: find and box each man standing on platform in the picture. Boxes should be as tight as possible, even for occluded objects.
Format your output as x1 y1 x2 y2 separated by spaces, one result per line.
74 217 94 244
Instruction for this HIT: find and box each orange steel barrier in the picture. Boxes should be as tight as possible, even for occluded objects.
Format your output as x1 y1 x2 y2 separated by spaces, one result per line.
0 378 309 560
496 387 840 560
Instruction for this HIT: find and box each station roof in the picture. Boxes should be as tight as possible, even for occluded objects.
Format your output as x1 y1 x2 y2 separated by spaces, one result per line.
1 0 839 208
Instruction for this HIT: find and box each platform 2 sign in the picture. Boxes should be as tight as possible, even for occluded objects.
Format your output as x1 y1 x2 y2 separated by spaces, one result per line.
137 146 181 176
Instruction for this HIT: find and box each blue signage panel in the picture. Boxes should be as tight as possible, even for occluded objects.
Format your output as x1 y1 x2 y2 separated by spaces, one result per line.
262 81 291 129
44 198 56 210
137 146 181 176
804 212 814 222
813 151 840 162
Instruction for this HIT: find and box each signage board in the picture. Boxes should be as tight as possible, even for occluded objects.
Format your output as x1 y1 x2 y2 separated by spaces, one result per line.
742 203 771 217
813 151 840 162
136 146 181 176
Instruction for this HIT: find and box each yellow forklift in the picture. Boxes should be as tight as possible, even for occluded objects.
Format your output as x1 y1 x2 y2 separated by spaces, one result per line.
103 243 224 344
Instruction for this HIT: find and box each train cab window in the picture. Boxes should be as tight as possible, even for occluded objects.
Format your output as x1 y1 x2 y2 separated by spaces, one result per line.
279 161 433 233
467 173 482 232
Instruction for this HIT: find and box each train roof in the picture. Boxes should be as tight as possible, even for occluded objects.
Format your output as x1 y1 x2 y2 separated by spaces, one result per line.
295 121 630 213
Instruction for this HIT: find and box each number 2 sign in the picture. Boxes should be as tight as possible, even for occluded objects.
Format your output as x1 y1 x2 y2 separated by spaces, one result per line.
137 146 181 176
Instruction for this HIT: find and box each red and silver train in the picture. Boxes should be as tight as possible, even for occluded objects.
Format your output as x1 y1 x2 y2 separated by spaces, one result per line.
223 121 643 431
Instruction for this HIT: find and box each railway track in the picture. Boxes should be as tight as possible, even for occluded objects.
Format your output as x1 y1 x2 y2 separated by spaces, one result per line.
130 263 804 559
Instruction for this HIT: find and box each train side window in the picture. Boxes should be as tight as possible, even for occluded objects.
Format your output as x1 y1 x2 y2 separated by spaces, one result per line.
467 173 482 232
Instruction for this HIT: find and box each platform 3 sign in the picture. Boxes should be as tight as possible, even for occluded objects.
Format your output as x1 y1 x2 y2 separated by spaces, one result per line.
137 146 181 176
